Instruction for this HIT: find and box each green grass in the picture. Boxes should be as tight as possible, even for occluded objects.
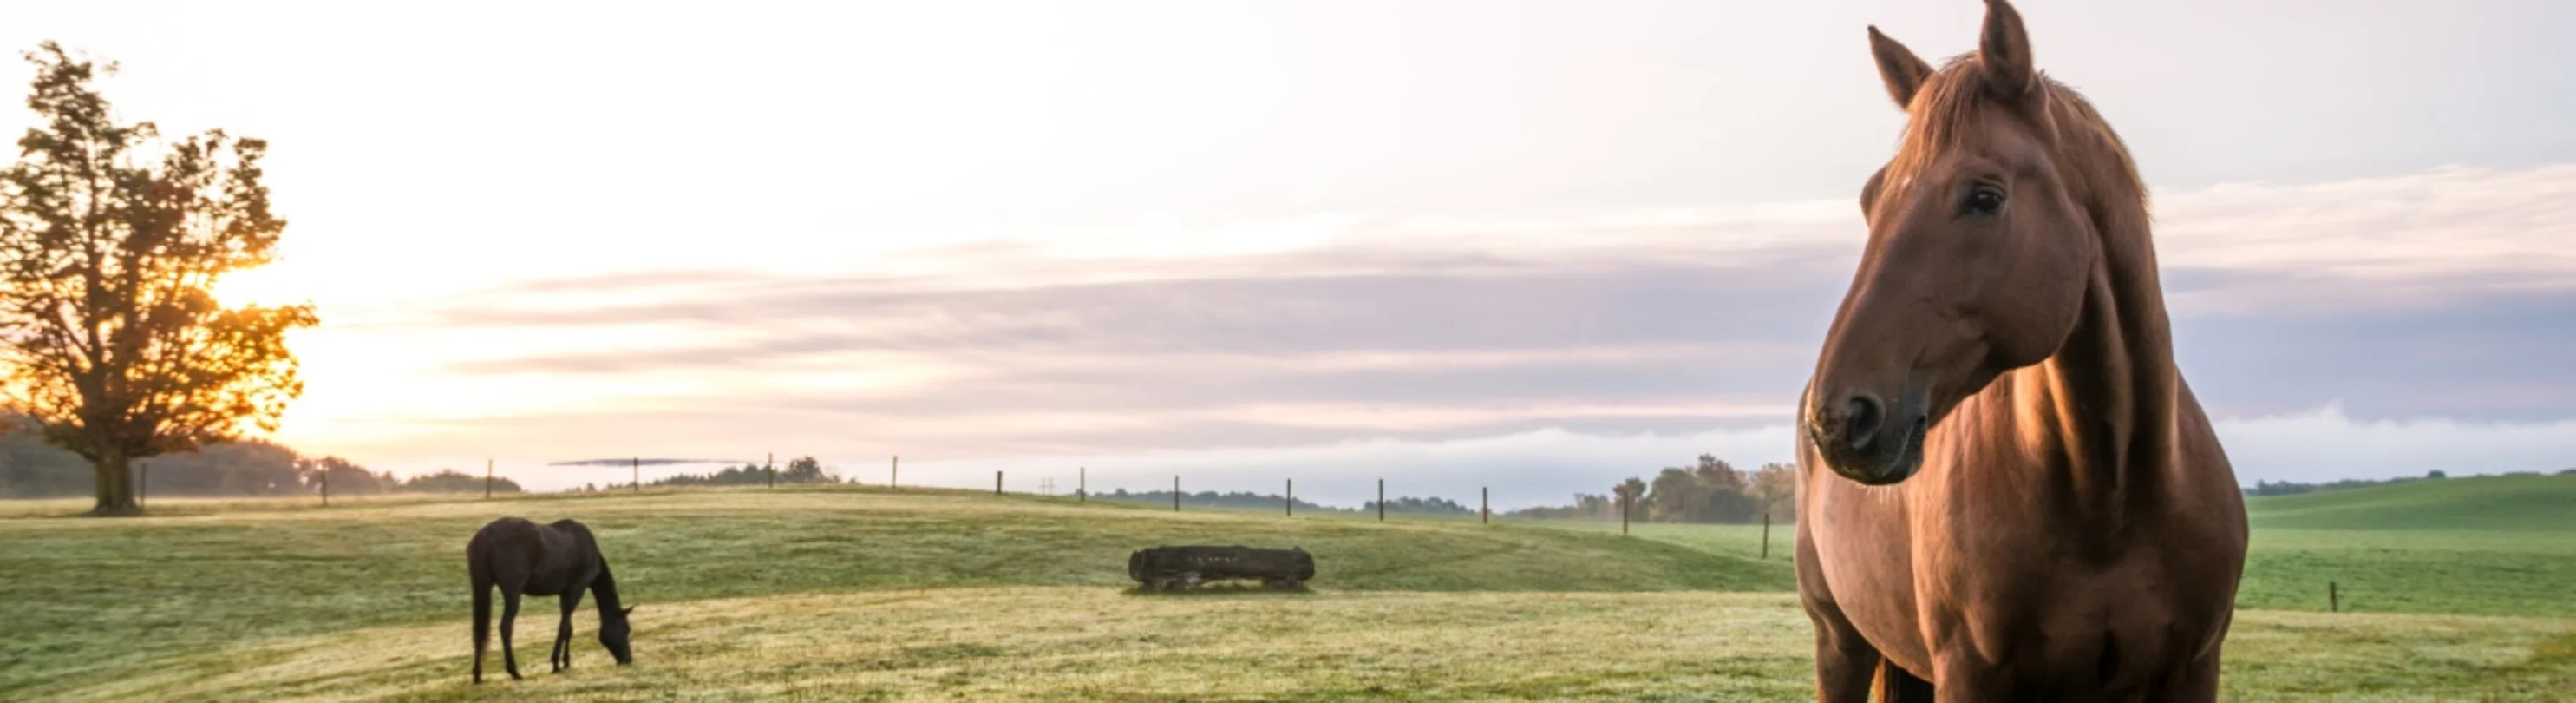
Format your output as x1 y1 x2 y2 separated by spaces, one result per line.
2232 474 2576 618
2233 528 2576 617
1509 476 2576 619
2249 472 2576 532
1 482 2569 701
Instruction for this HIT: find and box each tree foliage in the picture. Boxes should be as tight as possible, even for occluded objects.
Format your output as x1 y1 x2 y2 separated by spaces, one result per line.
647 459 843 488
1508 456 1797 524
1098 489 1330 512
299 456 392 496
780 455 830 483
0 417 503 499
400 469 523 494
0 42 316 514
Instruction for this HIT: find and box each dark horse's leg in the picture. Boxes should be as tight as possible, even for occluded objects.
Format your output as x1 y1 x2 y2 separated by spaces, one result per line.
553 588 586 672
471 575 492 684
1875 660 1934 702
500 583 525 680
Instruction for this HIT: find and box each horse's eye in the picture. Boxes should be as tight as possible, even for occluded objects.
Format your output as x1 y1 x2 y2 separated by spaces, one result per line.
1963 185 2006 215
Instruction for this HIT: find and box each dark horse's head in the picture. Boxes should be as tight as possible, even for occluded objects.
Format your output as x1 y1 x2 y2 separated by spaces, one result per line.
1808 0 2120 485
601 605 636 665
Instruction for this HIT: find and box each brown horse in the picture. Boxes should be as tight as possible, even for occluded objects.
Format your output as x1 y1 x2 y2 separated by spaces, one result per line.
467 516 636 683
1794 0 2248 700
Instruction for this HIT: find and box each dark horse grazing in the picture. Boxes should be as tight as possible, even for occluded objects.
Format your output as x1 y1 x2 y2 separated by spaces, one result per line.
467 516 636 683
1795 0 2247 700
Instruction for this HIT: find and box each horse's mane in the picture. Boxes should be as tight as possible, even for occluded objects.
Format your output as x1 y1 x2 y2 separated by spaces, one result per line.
1888 55 2148 217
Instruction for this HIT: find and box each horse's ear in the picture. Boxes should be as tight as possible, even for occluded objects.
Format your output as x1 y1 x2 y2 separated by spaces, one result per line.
1976 0 2038 103
1867 25 1932 110
621 606 636 617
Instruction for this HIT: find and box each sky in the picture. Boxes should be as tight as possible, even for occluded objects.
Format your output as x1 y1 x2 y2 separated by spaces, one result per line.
2 1 2572 506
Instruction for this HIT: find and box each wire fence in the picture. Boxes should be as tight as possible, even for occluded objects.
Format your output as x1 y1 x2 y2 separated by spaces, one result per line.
121 453 1792 562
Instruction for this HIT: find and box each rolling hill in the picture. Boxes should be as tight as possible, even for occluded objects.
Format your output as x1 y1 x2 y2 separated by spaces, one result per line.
2246 471 2576 531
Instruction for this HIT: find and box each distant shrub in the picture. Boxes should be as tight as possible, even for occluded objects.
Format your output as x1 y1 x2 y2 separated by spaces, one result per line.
401 470 522 494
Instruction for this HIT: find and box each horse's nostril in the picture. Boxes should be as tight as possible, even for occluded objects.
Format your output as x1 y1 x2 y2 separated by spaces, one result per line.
1843 395 1885 450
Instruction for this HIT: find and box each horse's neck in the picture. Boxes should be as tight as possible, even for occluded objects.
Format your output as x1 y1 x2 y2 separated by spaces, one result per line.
591 559 626 611
2010 154 2179 527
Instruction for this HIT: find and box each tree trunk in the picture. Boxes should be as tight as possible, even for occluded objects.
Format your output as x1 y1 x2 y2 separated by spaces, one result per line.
92 454 139 516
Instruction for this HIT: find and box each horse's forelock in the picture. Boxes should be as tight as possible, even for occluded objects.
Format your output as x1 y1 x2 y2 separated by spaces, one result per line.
1883 54 2144 215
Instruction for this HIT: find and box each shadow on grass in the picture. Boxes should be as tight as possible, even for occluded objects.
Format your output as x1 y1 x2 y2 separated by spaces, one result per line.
1119 582 1317 598
2523 632 2576 669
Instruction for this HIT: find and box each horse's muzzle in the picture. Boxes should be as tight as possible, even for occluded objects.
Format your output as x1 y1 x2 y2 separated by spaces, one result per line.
1808 386 1929 485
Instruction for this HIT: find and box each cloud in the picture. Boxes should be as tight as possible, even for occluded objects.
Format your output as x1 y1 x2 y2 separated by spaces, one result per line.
2213 403 2576 483
281 163 2576 487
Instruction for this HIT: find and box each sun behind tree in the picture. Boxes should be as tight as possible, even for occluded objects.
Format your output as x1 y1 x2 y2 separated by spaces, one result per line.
0 42 317 516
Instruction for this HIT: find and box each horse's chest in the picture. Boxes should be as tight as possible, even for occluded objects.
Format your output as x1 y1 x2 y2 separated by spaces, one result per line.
1811 483 2210 687
1915 536 2223 692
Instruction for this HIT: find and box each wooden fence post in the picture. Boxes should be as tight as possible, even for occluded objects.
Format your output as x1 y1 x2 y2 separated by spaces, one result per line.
321 470 330 508
1620 493 1629 535
631 457 640 494
1286 478 1294 516
139 462 147 510
892 455 899 490
1079 467 1086 503
485 458 494 499
1481 487 1488 524
2330 581 2340 613
1377 479 1385 522
996 470 1003 496
768 451 775 489
1173 476 1180 511
1762 512 1772 559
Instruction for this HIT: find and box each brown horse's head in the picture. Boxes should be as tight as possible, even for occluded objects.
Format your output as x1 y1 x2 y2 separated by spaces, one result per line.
601 605 636 665
1808 0 2109 485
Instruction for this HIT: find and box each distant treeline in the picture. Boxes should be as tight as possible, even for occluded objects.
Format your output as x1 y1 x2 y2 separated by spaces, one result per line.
0 413 523 497
1507 455 1796 524
1093 489 1348 513
1089 489 1474 515
2244 469 2575 497
562 457 840 492
2244 471 2449 496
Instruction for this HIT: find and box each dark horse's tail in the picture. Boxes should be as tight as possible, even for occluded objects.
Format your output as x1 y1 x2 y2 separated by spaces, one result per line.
468 531 494 684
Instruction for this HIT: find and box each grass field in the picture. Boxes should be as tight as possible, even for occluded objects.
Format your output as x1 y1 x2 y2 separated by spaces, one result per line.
2 475 2571 701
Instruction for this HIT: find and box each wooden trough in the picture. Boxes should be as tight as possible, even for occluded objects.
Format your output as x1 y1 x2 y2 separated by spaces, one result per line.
1128 544 1315 591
